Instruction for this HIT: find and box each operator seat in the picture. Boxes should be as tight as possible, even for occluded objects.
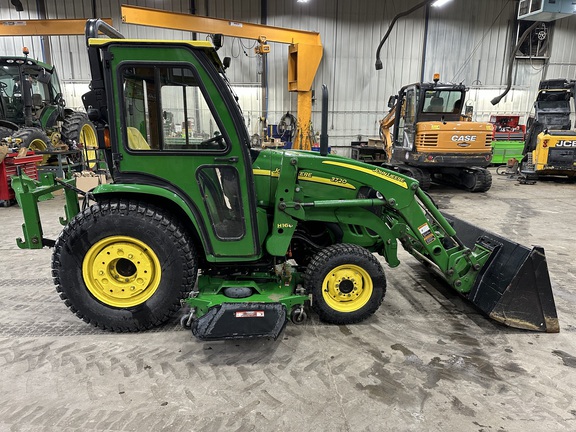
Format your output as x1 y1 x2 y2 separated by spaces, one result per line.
31 93 44 118
427 97 444 112
126 126 151 150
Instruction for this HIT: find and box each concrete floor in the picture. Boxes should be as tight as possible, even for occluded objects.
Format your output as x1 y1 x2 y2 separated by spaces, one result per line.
0 168 575 432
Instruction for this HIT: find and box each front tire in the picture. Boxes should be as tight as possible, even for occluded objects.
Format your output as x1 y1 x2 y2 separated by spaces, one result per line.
52 199 198 332
304 244 386 324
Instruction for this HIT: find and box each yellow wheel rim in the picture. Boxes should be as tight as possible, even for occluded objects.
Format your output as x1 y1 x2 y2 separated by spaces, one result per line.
322 264 373 313
79 123 99 169
79 123 98 148
28 138 49 164
82 236 162 308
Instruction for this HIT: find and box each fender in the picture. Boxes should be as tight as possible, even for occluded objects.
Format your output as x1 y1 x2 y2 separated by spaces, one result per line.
91 182 215 259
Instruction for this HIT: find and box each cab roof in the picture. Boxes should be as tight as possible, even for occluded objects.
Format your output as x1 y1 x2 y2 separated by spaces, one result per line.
0 56 53 71
87 38 223 69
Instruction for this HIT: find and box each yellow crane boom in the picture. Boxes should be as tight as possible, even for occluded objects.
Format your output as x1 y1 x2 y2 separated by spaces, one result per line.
120 5 323 150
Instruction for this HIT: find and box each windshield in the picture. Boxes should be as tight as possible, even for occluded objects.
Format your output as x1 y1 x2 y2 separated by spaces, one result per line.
0 62 56 124
421 90 464 114
0 64 24 99
0 64 26 123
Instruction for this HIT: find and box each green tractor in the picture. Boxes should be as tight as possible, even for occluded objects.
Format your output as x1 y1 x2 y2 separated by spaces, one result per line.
0 47 97 158
12 20 559 340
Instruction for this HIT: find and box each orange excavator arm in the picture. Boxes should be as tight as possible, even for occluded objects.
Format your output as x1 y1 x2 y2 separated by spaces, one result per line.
379 103 396 161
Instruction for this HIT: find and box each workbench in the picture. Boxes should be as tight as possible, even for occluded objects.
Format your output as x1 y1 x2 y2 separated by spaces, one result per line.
35 149 83 178
0 151 43 206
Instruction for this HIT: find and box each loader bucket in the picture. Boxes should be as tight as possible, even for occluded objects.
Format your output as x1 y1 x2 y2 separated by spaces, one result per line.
444 213 559 333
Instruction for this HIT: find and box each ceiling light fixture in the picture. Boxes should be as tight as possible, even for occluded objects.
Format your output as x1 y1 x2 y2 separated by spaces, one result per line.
297 0 310 3
431 0 452 7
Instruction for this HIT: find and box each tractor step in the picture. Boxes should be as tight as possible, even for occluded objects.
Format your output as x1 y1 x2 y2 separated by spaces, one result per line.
191 302 288 340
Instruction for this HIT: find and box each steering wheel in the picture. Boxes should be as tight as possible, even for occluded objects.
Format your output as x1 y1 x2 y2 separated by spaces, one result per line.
200 134 225 148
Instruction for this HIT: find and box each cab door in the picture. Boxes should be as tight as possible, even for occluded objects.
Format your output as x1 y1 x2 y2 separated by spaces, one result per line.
394 85 417 151
105 43 259 259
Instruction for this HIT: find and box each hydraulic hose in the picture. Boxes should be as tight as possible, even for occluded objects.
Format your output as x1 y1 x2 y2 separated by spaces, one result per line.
491 21 540 105
375 0 436 70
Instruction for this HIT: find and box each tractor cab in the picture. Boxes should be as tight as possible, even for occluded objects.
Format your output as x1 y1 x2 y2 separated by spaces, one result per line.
392 81 466 150
83 38 261 261
0 53 63 128
533 79 574 131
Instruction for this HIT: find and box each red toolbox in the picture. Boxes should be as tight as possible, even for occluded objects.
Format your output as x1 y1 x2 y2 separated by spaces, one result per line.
0 152 43 203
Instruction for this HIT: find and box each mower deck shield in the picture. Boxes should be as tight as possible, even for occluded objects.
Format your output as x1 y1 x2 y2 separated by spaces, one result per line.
191 302 288 340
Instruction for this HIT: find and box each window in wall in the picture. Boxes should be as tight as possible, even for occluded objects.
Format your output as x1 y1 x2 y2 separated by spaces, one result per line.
515 21 551 59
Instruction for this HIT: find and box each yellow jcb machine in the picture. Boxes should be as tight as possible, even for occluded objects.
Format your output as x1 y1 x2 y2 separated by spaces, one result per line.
379 75 494 192
521 79 576 182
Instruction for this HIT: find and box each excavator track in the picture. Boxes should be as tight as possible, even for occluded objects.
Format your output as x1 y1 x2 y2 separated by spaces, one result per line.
434 167 492 192
463 167 492 192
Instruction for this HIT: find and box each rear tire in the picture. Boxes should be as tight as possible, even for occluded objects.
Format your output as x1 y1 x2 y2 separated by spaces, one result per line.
52 199 198 332
61 112 97 147
0 126 14 140
304 244 386 324
11 127 51 163
62 112 98 167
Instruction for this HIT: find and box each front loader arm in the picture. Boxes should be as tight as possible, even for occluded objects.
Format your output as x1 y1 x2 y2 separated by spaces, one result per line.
264 154 489 293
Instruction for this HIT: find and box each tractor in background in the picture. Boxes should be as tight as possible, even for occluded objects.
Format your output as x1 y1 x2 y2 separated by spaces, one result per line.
0 48 97 159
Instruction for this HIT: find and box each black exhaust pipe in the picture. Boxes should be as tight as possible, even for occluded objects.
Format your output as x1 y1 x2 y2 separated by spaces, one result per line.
320 84 328 156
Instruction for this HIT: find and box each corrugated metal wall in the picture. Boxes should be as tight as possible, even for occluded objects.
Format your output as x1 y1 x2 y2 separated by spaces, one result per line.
2 0 576 148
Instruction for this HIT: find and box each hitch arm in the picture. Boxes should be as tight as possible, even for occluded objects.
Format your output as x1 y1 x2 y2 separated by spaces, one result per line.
12 172 80 249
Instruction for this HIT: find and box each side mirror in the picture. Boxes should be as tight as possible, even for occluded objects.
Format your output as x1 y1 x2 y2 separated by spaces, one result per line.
387 95 396 109
54 92 65 107
87 107 100 122
223 57 231 70
37 69 52 84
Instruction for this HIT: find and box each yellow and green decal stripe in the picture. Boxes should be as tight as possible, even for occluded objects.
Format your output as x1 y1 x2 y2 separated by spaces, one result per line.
253 168 356 190
321 161 408 189
253 168 280 178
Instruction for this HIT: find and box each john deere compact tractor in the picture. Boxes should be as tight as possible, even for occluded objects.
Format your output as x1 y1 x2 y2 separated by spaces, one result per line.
0 48 96 156
13 20 558 340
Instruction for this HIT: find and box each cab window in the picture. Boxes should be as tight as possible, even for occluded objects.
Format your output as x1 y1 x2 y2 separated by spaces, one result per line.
121 65 227 152
422 90 463 114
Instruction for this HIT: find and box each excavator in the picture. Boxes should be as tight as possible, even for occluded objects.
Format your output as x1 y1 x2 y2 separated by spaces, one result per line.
10 20 558 340
378 75 494 192
520 79 576 182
